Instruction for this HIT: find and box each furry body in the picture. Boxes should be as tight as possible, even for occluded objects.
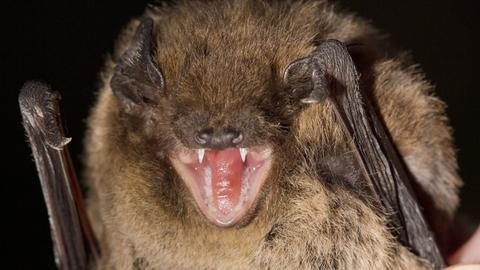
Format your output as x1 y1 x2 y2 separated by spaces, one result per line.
85 0 461 269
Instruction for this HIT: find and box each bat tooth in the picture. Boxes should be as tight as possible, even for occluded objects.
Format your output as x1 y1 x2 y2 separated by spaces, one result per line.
240 148 248 163
197 148 205 163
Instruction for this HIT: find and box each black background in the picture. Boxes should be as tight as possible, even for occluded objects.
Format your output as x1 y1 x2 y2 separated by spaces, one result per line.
3 1 479 268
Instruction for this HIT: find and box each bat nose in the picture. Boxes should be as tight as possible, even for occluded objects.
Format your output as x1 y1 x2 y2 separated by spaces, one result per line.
195 128 243 149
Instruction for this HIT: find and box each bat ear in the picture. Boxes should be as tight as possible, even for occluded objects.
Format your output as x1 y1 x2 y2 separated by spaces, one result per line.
111 17 165 112
284 40 360 104
283 55 328 104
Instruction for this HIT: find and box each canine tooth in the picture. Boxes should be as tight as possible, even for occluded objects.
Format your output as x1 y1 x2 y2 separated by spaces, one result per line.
240 148 248 163
197 148 205 163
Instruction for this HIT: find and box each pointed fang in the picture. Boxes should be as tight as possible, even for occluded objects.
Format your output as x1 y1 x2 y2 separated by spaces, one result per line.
197 148 205 163
240 148 248 163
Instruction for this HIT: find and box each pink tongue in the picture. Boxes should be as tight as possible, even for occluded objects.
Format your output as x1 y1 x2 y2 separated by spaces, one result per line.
205 148 244 218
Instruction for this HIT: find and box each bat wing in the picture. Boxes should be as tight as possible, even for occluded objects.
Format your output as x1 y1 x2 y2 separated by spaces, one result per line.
293 40 445 269
19 81 99 270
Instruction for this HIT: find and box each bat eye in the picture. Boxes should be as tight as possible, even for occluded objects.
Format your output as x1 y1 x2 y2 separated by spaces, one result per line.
195 128 243 149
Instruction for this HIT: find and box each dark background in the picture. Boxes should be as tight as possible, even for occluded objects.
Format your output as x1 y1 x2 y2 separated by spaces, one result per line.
3 0 479 268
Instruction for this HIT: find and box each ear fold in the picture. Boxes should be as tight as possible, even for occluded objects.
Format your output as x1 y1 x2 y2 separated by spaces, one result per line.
283 40 359 104
110 17 165 112
283 57 315 101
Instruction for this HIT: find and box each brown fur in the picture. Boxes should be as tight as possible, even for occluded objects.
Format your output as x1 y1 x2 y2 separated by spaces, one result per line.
84 0 461 269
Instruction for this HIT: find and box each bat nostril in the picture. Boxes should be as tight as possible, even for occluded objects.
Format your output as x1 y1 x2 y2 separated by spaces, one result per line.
195 135 206 145
221 129 243 147
231 131 243 145
195 128 242 148
195 129 213 145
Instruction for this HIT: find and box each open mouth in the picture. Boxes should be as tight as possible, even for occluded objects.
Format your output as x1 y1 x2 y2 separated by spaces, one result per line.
170 146 273 227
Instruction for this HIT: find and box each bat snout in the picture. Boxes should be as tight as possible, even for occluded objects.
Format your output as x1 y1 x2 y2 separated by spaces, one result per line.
195 128 243 149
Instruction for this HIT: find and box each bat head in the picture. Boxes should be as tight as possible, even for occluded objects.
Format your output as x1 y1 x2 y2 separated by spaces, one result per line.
110 18 314 227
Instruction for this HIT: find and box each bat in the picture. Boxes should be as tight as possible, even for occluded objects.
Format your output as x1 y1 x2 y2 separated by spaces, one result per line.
20 1 461 269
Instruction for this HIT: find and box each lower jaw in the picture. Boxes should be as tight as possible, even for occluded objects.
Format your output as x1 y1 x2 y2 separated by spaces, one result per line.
209 161 270 227
170 146 273 227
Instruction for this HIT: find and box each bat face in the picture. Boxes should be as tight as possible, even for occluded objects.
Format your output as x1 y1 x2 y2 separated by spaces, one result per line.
110 18 308 227
165 75 278 227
